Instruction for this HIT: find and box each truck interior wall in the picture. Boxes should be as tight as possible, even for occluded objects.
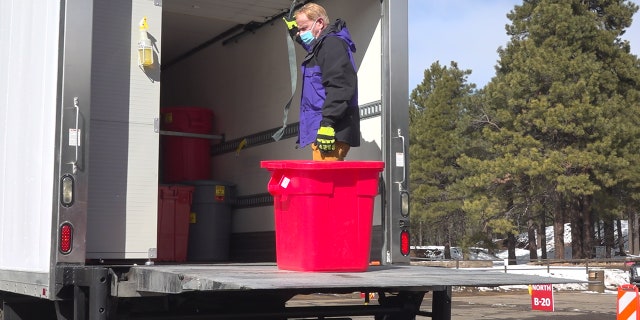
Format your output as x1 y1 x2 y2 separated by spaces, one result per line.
160 0 384 261
0 0 60 275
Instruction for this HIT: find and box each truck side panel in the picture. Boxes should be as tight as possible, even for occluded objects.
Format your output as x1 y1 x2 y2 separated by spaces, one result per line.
0 0 59 274
381 0 410 264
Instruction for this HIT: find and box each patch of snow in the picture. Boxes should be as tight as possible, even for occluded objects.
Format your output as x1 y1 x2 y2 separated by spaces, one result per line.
412 221 635 292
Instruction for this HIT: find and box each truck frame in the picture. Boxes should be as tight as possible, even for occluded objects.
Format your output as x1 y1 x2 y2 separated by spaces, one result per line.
1 0 572 319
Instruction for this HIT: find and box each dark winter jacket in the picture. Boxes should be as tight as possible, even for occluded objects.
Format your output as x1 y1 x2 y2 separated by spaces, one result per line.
298 19 360 148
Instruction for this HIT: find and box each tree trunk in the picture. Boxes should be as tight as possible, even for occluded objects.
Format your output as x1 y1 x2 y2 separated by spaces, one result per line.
631 210 640 255
604 218 615 258
617 219 625 256
508 232 517 265
485 226 495 255
582 196 593 258
528 214 538 261
595 219 602 246
522 175 538 261
570 200 584 259
540 211 548 259
553 194 565 260
629 212 636 255
444 221 452 259
444 242 452 260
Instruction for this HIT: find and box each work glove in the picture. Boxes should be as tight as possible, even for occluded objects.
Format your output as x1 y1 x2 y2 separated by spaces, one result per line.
315 126 336 154
283 16 299 39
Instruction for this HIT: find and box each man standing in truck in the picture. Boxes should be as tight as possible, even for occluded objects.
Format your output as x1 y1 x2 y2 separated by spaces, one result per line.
286 3 360 161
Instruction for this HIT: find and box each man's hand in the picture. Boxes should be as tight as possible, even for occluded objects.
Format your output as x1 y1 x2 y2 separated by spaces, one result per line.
315 126 336 154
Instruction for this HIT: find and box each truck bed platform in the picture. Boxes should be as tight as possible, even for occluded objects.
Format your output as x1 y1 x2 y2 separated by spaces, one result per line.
129 263 577 295
60 263 582 319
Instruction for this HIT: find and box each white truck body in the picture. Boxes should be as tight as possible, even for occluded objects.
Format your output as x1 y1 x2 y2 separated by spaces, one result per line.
0 1 570 319
1 0 408 299
1 0 62 296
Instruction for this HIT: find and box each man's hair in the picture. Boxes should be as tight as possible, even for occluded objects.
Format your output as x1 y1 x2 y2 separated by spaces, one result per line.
295 3 329 23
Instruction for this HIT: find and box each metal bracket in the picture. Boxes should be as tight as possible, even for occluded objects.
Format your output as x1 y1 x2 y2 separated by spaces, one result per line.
55 266 110 320
377 291 427 319
393 128 406 191
159 130 224 140
69 97 80 174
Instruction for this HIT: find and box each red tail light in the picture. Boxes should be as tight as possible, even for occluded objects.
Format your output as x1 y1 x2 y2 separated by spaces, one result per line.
400 229 410 256
59 223 73 254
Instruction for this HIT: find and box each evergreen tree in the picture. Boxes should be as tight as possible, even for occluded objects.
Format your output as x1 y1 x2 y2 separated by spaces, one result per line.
462 0 640 259
409 61 476 256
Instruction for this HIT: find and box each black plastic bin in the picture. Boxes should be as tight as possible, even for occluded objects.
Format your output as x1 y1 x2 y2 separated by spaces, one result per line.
183 180 235 261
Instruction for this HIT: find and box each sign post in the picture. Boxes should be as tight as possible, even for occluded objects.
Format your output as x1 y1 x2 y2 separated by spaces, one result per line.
530 284 554 312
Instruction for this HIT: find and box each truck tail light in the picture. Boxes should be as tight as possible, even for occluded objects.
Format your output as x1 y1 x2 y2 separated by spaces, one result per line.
400 229 410 256
60 175 74 206
400 191 409 217
59 223 73 254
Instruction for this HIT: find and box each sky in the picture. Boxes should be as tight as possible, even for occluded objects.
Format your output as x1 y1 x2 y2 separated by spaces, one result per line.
408 0 640 91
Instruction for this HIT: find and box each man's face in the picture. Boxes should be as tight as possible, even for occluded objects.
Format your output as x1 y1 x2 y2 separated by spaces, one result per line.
296 13 323 38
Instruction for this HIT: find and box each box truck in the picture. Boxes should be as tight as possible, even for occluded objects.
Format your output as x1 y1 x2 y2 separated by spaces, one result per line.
0 0 572 319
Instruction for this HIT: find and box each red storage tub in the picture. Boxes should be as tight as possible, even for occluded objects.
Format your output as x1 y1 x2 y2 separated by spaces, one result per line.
160 107 213 183
261 160 384 272
157 185 194 262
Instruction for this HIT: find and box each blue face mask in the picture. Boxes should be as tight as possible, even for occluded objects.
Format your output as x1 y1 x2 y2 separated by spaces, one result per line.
299 19 318 46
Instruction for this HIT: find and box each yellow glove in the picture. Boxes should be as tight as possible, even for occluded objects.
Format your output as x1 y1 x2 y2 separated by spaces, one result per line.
315 126 336 153
283 16 298 30
283 17 299 39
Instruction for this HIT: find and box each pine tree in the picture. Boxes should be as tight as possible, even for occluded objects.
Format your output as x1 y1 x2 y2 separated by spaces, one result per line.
409 61 476 255
463 0 640 259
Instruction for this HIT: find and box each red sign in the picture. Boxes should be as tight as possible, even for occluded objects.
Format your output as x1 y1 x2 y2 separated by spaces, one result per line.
530 284 554 312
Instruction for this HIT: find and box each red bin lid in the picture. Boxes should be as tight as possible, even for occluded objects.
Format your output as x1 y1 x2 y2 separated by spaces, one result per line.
260 160 384 170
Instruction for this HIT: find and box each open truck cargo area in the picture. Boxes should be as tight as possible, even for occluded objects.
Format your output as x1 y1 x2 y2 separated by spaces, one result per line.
1 0 579 319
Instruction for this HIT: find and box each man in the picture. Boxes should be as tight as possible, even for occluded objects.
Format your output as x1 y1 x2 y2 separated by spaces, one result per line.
286 3 360 161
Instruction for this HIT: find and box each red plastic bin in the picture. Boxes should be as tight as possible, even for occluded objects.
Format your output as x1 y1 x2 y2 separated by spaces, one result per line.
260 160 384 272
160 107 213 183
157 185 195 262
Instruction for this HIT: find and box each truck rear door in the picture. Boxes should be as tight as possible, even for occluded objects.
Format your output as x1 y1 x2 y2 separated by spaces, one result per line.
84 0 162 260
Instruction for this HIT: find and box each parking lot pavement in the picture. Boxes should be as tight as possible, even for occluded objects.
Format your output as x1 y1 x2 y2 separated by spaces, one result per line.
288 290 617 319
437 290 616 319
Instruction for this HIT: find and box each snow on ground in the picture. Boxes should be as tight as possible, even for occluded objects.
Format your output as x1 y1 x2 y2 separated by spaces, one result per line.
470 256 629 293
412 245 632 293
420 248 632 293
412 221 635 293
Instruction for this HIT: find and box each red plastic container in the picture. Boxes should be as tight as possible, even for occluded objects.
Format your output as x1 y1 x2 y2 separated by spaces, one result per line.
160 107 213 183
157 185 194 262
261 160 384 272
